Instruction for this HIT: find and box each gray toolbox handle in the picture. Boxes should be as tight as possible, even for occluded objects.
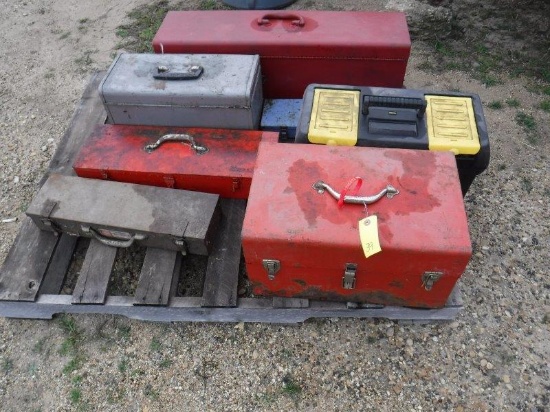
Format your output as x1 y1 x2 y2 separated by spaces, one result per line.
81 225 146 248
363 95 427 118
144 134 209 155
312 181 399 205
153 64 203 80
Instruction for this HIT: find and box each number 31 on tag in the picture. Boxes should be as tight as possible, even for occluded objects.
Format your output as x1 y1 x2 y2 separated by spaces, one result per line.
358 215 382 258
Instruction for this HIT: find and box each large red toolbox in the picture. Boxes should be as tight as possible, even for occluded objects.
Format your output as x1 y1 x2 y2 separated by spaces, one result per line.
152 11 411 98
242 141 472 308
73 124 279 199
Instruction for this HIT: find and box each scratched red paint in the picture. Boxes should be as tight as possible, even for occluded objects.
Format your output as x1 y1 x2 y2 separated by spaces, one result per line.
242 142 471 308
73 124 278 199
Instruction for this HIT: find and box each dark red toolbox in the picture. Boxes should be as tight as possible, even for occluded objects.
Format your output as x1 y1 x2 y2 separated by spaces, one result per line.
73 125 279 199
152 11 411 98
242 141 472 308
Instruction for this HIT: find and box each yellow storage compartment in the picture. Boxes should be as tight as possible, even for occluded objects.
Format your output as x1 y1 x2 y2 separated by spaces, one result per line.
307 88 360 146
425 95 480 155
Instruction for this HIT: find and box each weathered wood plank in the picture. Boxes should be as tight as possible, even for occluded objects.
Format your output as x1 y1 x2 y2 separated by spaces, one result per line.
272 297 310 308
0 292 463 323
134 248 181 306
201 199 246 308
72 239 117 304
0 217 58 301
41 71 107 182
39 234 78 295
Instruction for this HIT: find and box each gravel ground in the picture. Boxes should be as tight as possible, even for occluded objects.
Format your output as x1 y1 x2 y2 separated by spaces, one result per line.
1 0 549 411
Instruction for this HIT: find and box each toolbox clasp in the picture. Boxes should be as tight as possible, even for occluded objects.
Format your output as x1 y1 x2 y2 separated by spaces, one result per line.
421 271 443 291
343 263 357 289
262 259 281 281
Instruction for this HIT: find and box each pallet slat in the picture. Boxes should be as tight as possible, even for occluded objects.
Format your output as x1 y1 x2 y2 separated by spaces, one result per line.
72 239 117 304
134 248 181 306
0 292 462 323
0 217 58 301
39 234 78 295
201 199 246 308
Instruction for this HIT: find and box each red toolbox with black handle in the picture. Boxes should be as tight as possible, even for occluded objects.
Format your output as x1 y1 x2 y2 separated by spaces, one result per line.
73 124 279 199
152 11 411 98
242 140 472 308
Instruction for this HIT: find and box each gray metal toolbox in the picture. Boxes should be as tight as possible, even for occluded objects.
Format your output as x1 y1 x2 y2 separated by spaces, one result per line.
99 53 263 129
25 175 221 255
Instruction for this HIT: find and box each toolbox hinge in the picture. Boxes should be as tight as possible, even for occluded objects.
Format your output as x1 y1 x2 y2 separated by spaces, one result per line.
343 263 357 290
174 238 187 256
262 259 281 281
421 271 443 291
41 218 61 236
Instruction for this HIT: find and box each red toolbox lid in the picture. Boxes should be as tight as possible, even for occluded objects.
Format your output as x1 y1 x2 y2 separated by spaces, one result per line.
73 125 279 199
153 11 411 60
243 142 472 270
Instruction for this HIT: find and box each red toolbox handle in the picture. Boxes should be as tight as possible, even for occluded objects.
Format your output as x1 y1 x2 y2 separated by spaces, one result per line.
257 13 305 27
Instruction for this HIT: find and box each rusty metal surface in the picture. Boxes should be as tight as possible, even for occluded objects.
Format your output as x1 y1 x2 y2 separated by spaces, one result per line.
73 125 279 199
242 142 471 308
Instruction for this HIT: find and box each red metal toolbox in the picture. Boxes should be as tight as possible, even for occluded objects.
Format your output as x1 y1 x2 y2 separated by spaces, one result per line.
73 124 279 199
242 142 472 308
152 11 411 98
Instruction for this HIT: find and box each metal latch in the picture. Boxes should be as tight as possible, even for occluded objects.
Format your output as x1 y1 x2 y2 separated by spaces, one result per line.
41 218 61 236
343 263 357 289
421 271 443 291
174 238 187 256
262 259 281 281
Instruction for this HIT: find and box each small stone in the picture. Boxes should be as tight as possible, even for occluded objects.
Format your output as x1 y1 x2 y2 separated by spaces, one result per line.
13 176 19 183
486 362 494 370
480 359 488 367
41 145 47 151
432 336 438 342
503 375 510 383
47 138 54 143
406 338 413 346
506 384 513 390
386 328 394 337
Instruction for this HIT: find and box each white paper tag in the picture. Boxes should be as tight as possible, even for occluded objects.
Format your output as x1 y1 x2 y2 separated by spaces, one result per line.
358 215 382 258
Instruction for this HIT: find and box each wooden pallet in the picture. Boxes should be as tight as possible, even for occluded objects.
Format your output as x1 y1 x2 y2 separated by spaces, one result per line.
0 72 463 323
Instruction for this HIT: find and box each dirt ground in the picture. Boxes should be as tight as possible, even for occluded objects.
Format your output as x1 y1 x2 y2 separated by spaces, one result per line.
0 0 549 411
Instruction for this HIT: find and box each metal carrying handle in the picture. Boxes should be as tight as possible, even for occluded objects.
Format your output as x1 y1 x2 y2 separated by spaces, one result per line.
144 134 208 155
82 226 146 248
153 65 203 80
312 181 399 205
257 13 305 27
